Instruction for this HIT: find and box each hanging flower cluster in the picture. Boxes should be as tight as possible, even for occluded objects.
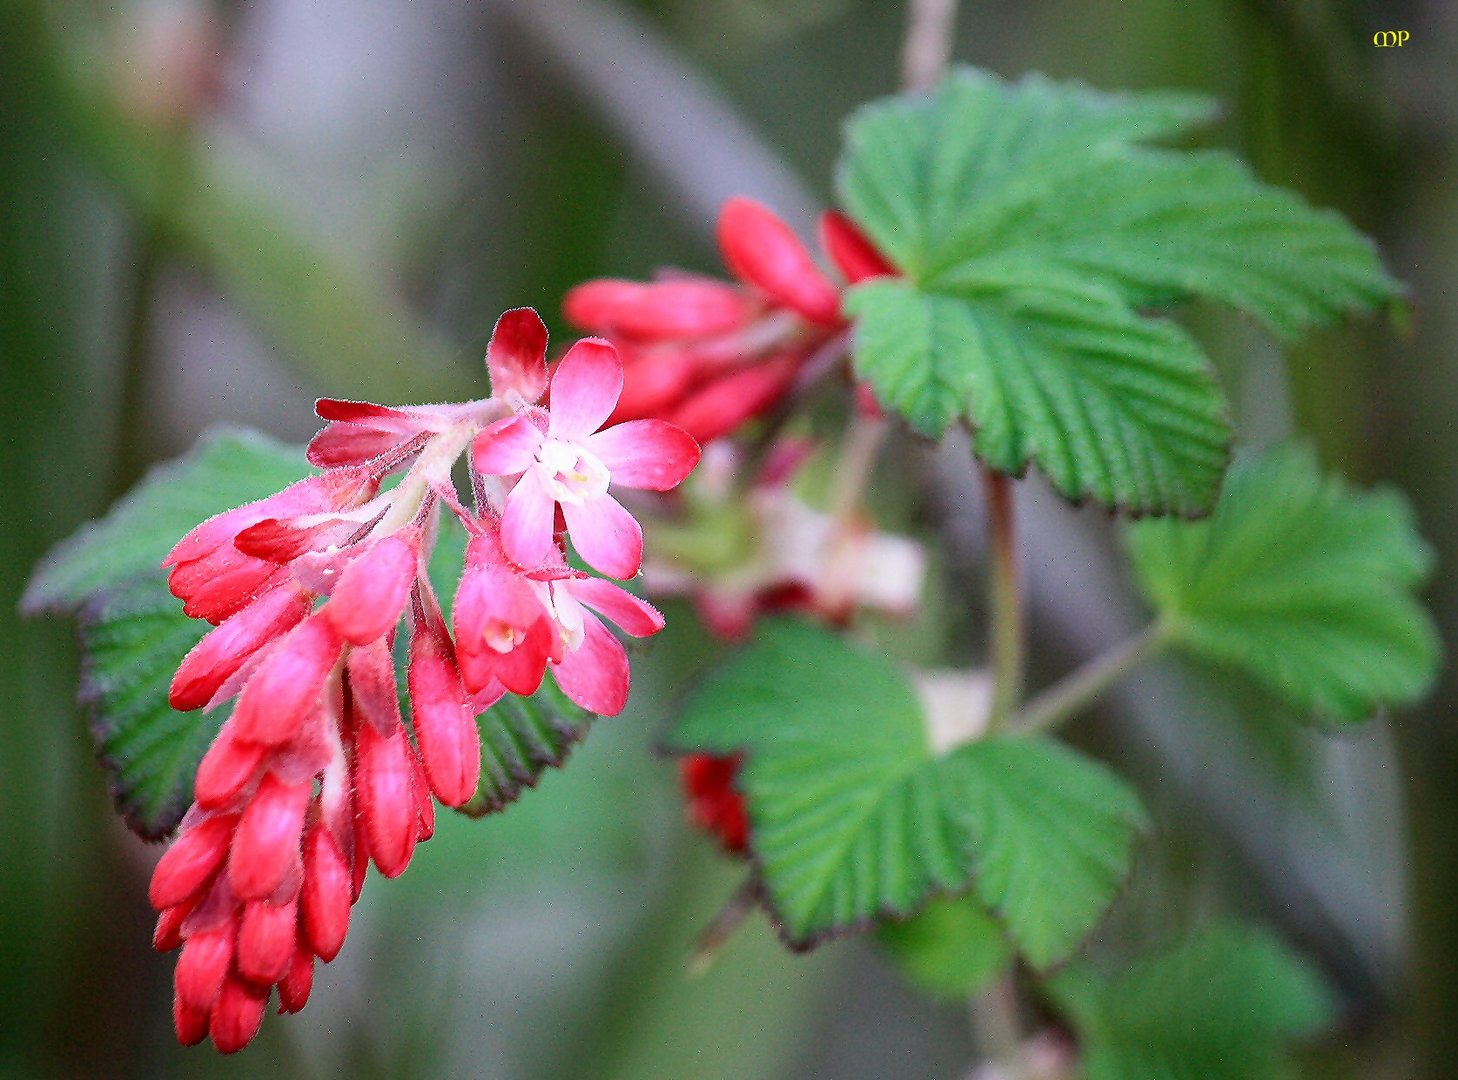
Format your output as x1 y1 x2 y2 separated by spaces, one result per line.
564 198 896 445
150 310 699 1052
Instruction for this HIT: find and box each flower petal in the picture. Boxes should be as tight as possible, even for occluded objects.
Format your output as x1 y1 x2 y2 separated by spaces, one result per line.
472 415 543 477
551 612 630 715
486 307 549 402
500 474 560 569
612 279 754 339
563 279 645 333
547 338 623 440
718 197 841 325
569 577 665 638
587 419 700 491
562 494 643 580
666 350 802 445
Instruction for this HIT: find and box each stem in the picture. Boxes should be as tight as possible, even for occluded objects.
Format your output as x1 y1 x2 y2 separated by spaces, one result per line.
1014 621 1175 737
687 876 760 977
969 974 1025 1075
827 414 888 527
983 468 1023 729
901 0 959 92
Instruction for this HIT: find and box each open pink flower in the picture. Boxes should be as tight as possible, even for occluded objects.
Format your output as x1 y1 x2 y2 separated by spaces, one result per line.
545 574 665 715
473 338 700 579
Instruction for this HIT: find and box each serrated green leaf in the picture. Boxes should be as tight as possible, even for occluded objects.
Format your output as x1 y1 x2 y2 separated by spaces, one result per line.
1127 444 1440 723
463 678 593 817
666 621 1145 966
22 427 312 614
78 576 230 839
877 894 1012 1000
846 277 1230 514
837 67 1401 515
1048 921 1332 1080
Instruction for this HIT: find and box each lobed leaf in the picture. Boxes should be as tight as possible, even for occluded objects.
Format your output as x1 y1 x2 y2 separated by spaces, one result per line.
666 620 1145 965
1048 920 1333 1080
1127 444 1440 723
837 68 1402 515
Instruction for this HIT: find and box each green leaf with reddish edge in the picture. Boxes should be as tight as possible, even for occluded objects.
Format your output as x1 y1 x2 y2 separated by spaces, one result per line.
21 427 311 615
78 577 230 840
877 894 1012 1000
837 68 1402 515
665 620 1146 966
1127 443 1440 723
1047 920 1333 1080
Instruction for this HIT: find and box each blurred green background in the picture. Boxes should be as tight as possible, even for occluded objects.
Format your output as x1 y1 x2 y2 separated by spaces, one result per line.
3 1 1455 1077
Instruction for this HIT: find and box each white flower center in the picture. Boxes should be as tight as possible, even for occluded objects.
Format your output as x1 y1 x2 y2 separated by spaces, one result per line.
535 438 610 505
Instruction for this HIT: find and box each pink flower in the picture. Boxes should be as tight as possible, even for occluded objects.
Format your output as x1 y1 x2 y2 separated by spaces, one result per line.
545 574 665 715
473 338 700 579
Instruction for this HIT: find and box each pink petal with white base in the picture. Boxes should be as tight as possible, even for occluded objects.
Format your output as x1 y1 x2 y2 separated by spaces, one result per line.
551 613 630 715
586 419 700 491
500 474 560 570
546 339 623 440
570 577 665 637
561 494 643 580
486 307 549 402
472 415 544 477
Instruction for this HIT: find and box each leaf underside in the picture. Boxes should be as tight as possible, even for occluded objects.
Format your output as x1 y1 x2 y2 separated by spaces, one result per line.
666 620 1145 966
1127 443 1440 724
837 68 1402 516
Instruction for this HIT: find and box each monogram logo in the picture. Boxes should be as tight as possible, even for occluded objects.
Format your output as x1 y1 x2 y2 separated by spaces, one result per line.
1373 30 1410 47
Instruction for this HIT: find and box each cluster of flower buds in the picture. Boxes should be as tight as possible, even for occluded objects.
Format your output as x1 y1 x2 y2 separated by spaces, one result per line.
150 309 698 1051
563 198 896 445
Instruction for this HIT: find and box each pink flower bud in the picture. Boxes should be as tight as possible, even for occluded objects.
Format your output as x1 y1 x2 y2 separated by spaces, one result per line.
174 926 233 1012
345 639 405 737
718 198 842 325
228 774 311 901
301 824 352 962
414 750 437 840
209 976 267 1054
172 553 280 624
408 627 481 808
231 617 342 746
605 279 755 340
153 899 195 953
149 813 237 911
667 350 802 445
818 210 898 284
236 897 298 985
173 996 210 1047
194 728 267 810
325 533 419 645
486 307 549 402
170 587 311 711
278 948 315 1014
353 721 418 878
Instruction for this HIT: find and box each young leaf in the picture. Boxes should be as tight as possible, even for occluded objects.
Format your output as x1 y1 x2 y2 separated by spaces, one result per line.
78 577 229 839
1048 921 1333 1080
877 894 1012 1000
837 68 1402 515
22 427 312 614
665 620 1146 965
1127 444 1440 723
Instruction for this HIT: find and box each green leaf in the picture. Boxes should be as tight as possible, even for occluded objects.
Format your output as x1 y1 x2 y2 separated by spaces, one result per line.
837 68 1402 514
877 894 1012 1000
1127 443 1440 722
22 427 312 614
462 677 593 817
665 620 1146 965
78 576 229 839
1048 921 1333 1080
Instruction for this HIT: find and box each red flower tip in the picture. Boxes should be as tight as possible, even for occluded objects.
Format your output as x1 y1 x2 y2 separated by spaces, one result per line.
174 927 234 1013
149 813 237 911
680 753 750 854
354 721 419 879
173 997 210 1047
718 197 842 326
407 628 481 808
278 948 315 1014
818 210 898 284
562 279 647 334
301 824 352 962
209 977 267 1054
227 773 311 901
236 897 298 985
666 350 803 445
194 728 267 811
170 587 311 712
230 617 342 746
324 533 420 646
486 307 550 403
